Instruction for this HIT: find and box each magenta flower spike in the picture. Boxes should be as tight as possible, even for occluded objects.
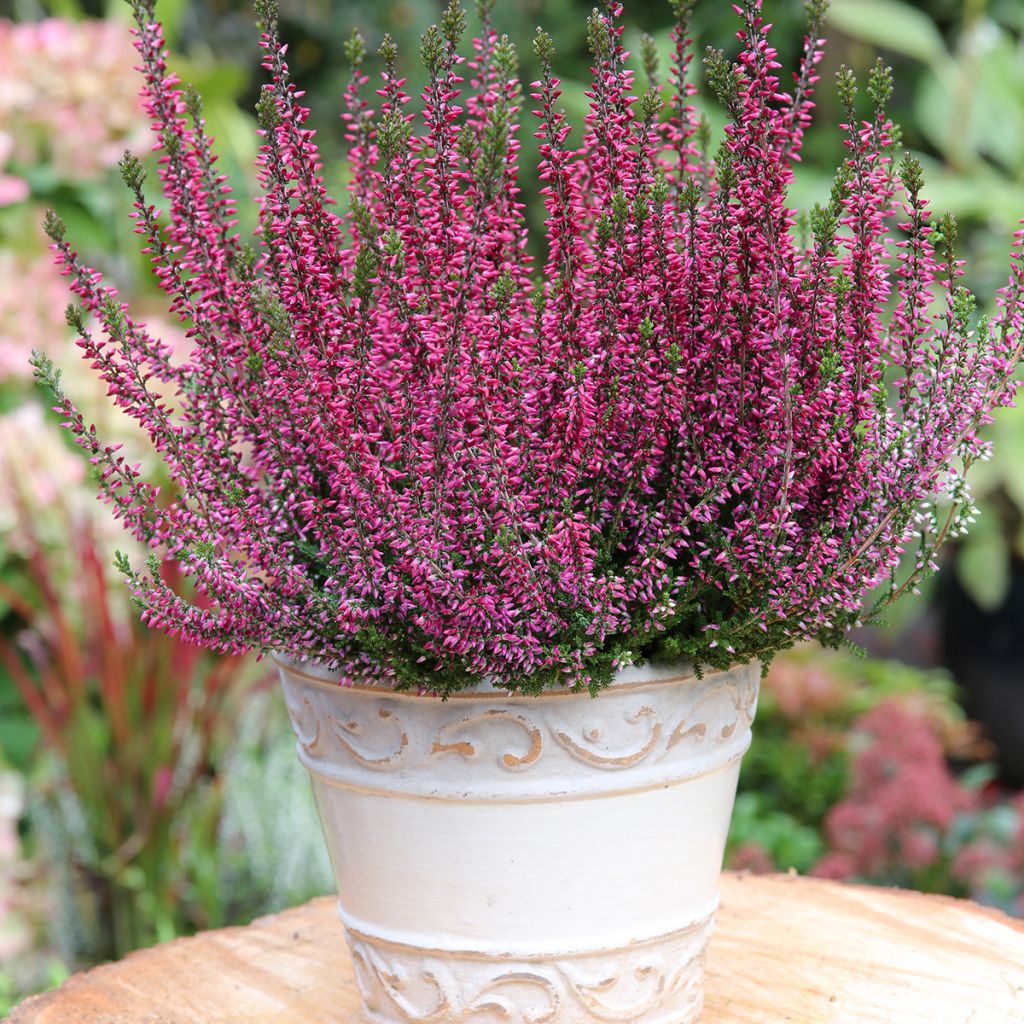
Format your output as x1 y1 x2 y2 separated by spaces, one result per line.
32 0 1024 695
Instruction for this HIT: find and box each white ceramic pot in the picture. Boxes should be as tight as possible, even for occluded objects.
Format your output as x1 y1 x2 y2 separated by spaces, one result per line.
277 658 759 1024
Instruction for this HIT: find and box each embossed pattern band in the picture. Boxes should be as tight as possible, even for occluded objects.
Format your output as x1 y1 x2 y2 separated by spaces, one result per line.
279 661 759 800
347 913 714 1024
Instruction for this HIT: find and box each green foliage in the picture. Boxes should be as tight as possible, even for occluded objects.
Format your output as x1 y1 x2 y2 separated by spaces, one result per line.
835 64 857 113
440 0 466 48
117 151 146 193
827 0 947 67
353 243 379 301
41 210 65 244
489 269 516 309
254 87 280 131
729 793 825 873
28 350 62 398
377 108 412 165
420 24 446 76
954 401 1024 611
739 724 849 834
533 27 556 68
866 58 893 113
640 32 660 88
212 691 334 917
726 648 974 870
585 9 612 61
343 28 366 69
703 47 741 114
253 0 278 33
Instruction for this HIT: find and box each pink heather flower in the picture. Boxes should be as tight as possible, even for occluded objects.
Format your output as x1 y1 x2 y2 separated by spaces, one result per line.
32 0 1024 695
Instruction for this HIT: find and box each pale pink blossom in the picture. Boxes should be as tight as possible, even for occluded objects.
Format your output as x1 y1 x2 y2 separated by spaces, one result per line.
0 17 147 180
0 250 69 380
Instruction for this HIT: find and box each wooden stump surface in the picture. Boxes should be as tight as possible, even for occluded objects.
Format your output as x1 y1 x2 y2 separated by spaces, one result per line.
8 872 1024 1023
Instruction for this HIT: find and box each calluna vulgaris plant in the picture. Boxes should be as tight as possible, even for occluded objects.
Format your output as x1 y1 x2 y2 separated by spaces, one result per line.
31 0 1024 695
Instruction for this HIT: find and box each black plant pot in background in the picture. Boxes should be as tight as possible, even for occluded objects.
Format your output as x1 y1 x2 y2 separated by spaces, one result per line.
938 550 1024 787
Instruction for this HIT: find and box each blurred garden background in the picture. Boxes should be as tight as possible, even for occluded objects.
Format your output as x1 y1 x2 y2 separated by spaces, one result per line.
2 0 1024 1010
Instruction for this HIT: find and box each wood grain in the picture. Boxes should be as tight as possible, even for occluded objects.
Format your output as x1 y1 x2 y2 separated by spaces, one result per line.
8 873 1024 1023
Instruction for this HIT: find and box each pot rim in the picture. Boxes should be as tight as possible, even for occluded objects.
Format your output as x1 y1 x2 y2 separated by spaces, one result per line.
272 652 759 700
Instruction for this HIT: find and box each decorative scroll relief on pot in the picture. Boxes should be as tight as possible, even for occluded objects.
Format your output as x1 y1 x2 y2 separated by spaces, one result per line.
347 913 713 1024
279 660 760 800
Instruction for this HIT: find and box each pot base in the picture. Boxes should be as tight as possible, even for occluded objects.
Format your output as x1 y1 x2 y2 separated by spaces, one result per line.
347 908 714 1024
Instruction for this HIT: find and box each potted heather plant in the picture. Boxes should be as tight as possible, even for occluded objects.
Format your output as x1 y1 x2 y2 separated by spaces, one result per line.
31 0 1024 1019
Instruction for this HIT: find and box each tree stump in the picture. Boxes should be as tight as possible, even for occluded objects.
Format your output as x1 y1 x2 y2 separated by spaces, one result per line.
8 873 1024 1023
